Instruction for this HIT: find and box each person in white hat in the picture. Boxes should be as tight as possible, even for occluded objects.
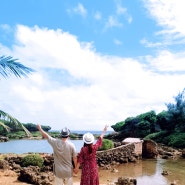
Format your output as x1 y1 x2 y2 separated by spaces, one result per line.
74 125 108 185
37 124 77 185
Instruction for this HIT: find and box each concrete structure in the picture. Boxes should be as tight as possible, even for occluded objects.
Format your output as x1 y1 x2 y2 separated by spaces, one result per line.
122 138 143 155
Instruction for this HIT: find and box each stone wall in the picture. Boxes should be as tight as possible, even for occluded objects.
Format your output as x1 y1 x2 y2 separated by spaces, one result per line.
96 143 141 166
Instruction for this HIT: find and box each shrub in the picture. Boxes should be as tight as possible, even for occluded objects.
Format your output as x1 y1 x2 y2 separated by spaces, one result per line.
166 133 185 148
98 139 114 151
145 131 185 148
22 154 44 168
49 131 60 138
144 130 169 143
7 131 26 139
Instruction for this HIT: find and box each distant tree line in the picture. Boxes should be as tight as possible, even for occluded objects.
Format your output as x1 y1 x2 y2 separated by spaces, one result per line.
1 122 51 132
111 88 185 148
0 121 51 136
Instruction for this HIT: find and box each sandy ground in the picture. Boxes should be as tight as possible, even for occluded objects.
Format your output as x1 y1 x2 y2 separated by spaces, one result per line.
0 169 28 185
0 169 111 185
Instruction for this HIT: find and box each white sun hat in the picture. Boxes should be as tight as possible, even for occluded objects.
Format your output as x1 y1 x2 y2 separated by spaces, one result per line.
83 132 95 144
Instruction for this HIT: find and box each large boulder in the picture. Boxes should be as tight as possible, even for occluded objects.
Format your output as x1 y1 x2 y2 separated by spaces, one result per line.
142 140 158 158
18 166 54 185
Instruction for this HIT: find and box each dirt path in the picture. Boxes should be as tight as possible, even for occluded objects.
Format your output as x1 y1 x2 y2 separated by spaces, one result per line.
0 170 28 185
0 169 109 185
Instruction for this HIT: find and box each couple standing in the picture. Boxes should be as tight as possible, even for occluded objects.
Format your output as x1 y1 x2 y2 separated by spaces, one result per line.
37 124 108 185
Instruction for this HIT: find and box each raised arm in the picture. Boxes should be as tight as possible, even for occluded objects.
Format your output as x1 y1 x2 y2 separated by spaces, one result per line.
100 125 108 139
37 124 49 139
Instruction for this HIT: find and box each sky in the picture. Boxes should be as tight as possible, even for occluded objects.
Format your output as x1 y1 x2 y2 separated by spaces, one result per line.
0 0 185 131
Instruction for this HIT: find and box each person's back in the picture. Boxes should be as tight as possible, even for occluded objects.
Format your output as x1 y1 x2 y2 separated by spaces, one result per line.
75 126 108 185
78 137 102 185
48 136 76 178
37 125 77 185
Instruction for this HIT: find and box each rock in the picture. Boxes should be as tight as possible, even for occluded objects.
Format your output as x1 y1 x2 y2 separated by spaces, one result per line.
129 156 137 162
97 142 139 166
111 168 118 173
0 136 9 142
142 140 158 158
162 155 170 159
170 180 178 185
115 177 137 185
18 166 54 185
0 160 10 170
182 149 185 158
161 170 168 175
12 162 21 173
157 144 182 159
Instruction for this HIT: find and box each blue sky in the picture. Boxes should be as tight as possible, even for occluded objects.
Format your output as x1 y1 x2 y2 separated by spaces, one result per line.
0 0 163 57
0 0 185 131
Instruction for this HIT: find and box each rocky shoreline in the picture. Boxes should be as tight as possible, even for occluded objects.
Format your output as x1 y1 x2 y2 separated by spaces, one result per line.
0 140 184 185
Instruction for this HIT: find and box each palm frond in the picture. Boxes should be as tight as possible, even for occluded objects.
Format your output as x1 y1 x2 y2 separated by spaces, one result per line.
0 110 20 125
0 110 32 137
20 124 32 137
0 121 10 132
0 55 35 78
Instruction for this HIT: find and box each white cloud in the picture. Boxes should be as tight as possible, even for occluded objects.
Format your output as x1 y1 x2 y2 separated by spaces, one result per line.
116 1 132 23
102 0 132 31
147 50 185 72
140 38 163 48
116 3 127 15
94 11 102 20
67 3 87 17
0 24 12 32
143 0 185 42
105 16 123 29
114 39 122 45
0 25 185 131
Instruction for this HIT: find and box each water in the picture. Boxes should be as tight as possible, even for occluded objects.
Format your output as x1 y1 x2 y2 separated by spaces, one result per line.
0 139 184 185
0 139 84 154
98 158 185 185
0 130 114 154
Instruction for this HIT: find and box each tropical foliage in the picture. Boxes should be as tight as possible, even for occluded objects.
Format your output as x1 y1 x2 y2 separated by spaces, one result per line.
0 110 32 137
98 139 114 151
0 55 34 136
0 122 52 139
111 88 185 148
112 110 157 138
0 55 34 78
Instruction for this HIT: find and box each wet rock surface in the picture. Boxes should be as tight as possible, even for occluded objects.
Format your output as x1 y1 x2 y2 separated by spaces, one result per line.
115 177 137 185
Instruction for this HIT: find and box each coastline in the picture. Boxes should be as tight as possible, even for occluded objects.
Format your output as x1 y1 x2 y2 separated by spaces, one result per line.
1 154 185 185
0 141 184 185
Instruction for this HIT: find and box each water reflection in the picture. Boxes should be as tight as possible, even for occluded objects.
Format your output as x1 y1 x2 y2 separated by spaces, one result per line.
137 158 168 185
99 158 185 185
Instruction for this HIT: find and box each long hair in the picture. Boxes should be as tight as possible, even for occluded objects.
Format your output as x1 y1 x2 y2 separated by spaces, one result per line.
84 143 93 154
